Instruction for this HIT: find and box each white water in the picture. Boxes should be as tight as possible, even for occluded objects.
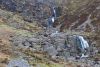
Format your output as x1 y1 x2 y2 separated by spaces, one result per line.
47 7 56 27
77 35 89 57
51 17 55 23
78 36 89 50
53 7 56 18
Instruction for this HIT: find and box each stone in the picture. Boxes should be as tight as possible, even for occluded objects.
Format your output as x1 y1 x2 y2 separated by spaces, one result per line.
7 59 30 67
56 43 65 51
43 44 58 56
28 38 39 43
67 57 76 63
94 64 100 67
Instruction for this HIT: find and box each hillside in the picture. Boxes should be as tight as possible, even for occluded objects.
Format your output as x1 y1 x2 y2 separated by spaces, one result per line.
0 0 100 67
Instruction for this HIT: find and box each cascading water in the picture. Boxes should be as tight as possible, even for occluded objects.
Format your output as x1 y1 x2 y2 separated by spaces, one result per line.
52 7 57 18
76 35 89 57
47 7 56 27
76 36 89 50
51 17 55 23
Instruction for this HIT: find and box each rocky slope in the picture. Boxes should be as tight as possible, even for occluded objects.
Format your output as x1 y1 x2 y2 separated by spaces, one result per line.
52 0 100 32
0 0 100 67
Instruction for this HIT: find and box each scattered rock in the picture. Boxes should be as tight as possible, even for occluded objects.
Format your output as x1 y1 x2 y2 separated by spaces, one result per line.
43 44 58 57
7 58 30 67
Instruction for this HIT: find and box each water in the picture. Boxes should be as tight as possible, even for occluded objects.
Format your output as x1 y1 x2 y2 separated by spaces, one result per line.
47 7 56 27
77 36 89 50
47 17 54 27
51 17 55 23
76 35 89 57
52 7 57 18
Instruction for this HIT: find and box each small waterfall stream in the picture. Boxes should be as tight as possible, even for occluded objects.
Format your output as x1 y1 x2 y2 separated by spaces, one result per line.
47 7 57 27
76 35 89 57
77 36 89 50
52 7 57 18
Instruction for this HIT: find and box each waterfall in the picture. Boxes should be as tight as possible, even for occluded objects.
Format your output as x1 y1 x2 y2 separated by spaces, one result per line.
79 36 89 49
47 7 56 27
76 35 89 57
47 6 61 28
52 7 56 18
51 17 55 23
77 36 89 50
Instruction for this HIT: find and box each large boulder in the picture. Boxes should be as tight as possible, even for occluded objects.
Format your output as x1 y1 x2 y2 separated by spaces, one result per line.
7 59 30 67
